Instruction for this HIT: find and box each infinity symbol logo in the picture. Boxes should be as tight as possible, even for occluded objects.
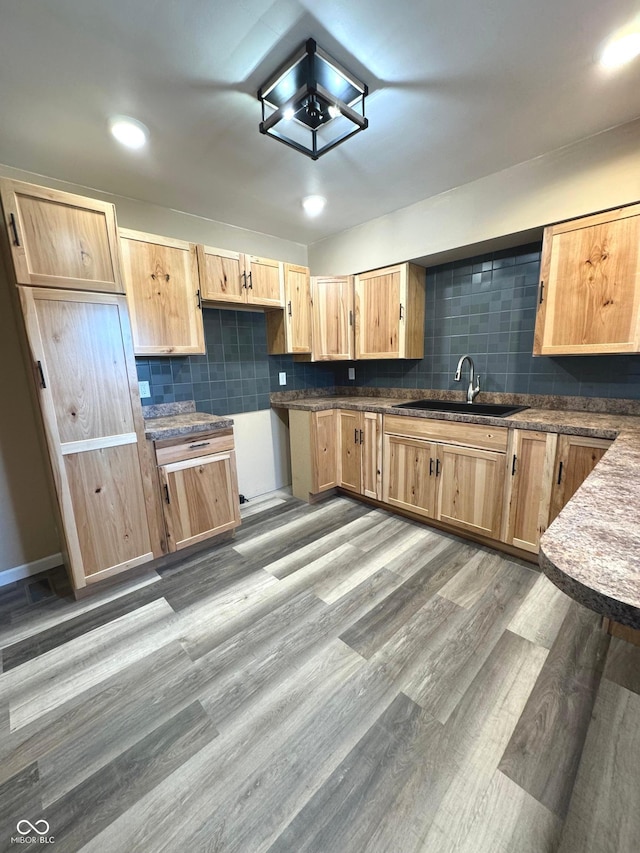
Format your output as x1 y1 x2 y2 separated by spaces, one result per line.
16 819 50 836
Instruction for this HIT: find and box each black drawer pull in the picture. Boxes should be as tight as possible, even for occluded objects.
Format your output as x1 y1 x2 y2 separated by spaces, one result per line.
189 441 210 449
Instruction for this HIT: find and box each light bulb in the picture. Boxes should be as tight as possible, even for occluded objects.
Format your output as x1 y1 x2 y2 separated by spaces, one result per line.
109 116 148 149
601 31 640 68
302 195 326 217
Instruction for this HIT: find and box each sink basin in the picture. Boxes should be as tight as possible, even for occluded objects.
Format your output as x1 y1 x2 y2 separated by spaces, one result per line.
393 399 529 417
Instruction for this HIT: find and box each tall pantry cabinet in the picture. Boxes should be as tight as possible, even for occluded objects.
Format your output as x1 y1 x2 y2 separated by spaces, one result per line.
0 179 160 594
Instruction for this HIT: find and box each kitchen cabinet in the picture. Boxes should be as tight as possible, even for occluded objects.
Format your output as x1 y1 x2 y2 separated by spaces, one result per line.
198 244 284 308
288 409 337 500
266 263 312 354
382 415 508 540
16 287 159 591
533 203 640 355
311 276 355 360
337 410 382 499
155 430 241 551
502 430 558 553
548 434 612 523
119 229 205 355
0 178 124 292
354 263 425 359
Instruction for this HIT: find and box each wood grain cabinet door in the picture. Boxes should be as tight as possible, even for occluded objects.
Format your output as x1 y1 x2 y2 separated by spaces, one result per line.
311 276 355 360
502 430 558 553
311 410 337 493
549 435 612 524
534 205 640 355
436 444 505 540
355 266 402 359
245 255 284 307
19 287 155 589
198 245 245 304
159 451 241 551
338 410 363 493
382 434 438 519
0 179 123 292
120 229 205 355
362 412 382 500
284 264 312 353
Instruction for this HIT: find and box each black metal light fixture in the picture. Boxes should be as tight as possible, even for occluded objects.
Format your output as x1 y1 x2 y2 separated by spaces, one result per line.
258 39 368 160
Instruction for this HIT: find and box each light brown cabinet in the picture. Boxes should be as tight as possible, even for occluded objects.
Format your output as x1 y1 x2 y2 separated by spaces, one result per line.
548 434 612 523
198 244 284 308
266 264 312 355
382 415 507 541
288 409 337 500
119 229 205 356
337 410 382 499
0 179 124 293
354 263 425 359
502 430 558 553
17 287 159 590
156 429 241 551
310 276 355 361
533 204 640 355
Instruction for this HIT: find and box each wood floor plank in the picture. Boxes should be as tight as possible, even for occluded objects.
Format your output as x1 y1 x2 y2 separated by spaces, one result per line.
340 540 477 659
267 692 443 853
0 763 41 851
43 701 218 853
603 636 640 695
453 770 563 853
499 601 610 818
508 572 573 650
558 679 640 853
2 598 178 731
439 548 507 609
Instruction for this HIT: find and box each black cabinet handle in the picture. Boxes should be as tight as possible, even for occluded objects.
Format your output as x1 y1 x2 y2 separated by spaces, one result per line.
189 441 210 449
429 458 434 476
9 213 20 247
288 300 292 316
512 454 517 476
557 461 564 485
241 271 247 289
247 271 253 289
349 309 354 326
399 303 405 320
36 360 46 389
164 484 171 504
539 281 545 304
359 429 363 444
354 428 359 445
196 289 202 309
435 458 441 477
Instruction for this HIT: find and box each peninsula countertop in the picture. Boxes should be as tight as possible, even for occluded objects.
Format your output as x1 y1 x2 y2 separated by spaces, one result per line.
272 390 640 629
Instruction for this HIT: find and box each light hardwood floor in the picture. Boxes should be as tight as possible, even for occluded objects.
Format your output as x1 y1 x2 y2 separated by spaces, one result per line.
1 491 639 852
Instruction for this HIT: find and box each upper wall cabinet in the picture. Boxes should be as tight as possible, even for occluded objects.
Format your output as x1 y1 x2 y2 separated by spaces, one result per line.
311 276 355 361
266 263 312 355
120 229 205 356
354 263 425 359
534 204 640 355
0 179 124 292
198 245 284 308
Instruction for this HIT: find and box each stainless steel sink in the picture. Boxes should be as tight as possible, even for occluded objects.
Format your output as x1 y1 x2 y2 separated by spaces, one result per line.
392 399 528 417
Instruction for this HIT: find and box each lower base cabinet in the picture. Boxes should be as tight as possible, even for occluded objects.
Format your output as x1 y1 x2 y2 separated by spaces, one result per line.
338 410 382 499
548 434 612 523
155 429 241 552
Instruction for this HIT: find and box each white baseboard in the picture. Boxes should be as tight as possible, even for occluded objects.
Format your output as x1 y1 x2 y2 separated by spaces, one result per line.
0 552 64 587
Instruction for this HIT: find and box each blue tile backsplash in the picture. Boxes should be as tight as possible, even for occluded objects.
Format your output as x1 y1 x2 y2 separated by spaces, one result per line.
137 243 640 412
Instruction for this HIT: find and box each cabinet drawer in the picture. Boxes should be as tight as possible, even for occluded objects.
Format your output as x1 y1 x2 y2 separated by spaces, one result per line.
155 429 234 465
383 415 508 452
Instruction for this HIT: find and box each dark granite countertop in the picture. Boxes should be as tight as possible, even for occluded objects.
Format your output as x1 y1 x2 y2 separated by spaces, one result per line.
142 401 233 441
272 388 640 629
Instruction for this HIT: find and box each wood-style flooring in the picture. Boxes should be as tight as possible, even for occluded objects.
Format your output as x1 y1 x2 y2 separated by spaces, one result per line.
1 491 639 852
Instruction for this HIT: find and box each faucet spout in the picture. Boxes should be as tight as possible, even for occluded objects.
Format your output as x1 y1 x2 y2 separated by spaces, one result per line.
454 354 480 403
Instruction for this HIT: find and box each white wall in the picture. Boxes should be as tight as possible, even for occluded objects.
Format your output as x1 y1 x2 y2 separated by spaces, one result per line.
308 118 640 274
230 409 291 500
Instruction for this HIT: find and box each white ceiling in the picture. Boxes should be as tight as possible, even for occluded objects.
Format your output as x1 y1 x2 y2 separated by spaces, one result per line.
1 0 639 245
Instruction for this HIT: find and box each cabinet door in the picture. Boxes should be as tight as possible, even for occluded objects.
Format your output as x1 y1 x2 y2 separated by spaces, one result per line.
437 444 505 539
362 412 382 500
198 245 245 304
19 287 154 589
355 266 402 359
120 230 205 355
284 264 312 353
382 434 438 519
160 451 241 551
549 435 612 523
312 410 337 493
245 255 284 307
338 410 362 493
311 276 355 360
503 430 558 553
0 179 123 292
534 205 640 355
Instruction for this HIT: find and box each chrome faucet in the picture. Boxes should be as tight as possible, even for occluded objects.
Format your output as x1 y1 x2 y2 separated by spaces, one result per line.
454 354 480 403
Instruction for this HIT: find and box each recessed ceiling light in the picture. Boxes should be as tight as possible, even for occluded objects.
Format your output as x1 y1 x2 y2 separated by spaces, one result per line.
109 116 149 149
600 31 640 68
302 195 326 217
